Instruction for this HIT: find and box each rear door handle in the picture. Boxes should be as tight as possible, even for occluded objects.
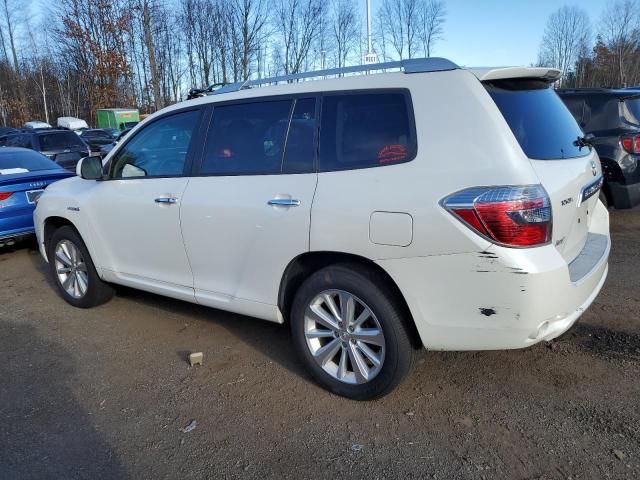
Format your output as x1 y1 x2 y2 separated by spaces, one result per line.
268 198 301 207
155 196 178 204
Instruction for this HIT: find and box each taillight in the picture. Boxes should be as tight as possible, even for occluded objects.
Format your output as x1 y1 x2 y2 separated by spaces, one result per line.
0 192 13 201
621 134 640 154
442 185 552 247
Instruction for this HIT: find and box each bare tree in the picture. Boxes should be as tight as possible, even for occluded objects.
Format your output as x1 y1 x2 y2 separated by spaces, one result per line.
377 0 428 60
274 0 324 74
538 6 591 86
331 0 359 68
139 0 161 111
1 0 20 73
418 0 446 57
233 0 270 81
600 0 640 87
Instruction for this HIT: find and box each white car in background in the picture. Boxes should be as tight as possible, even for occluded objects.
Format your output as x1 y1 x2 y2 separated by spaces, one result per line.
57 117 89 134
34 58 610 399
23 121 51 129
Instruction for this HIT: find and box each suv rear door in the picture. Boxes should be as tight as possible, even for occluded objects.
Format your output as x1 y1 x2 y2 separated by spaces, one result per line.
180 97 319 317
485 76 602 263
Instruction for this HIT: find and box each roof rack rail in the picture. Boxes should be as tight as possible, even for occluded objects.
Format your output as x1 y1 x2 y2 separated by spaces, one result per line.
207 57 458 96
556 87 616 93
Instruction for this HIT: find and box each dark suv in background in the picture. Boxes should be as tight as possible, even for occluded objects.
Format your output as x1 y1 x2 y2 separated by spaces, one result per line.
558 88 640 209
0 129 90 171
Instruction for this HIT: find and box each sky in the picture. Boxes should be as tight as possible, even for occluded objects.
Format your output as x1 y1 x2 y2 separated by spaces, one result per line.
26 0 611 68
367 0 608 67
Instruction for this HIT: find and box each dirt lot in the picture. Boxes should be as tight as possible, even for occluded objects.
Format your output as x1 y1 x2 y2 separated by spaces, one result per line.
1 210 639 480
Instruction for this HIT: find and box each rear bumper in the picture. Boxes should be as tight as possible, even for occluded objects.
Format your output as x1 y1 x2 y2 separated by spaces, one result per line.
1 206 36 244
608 180 640 209
0 228 34 244
377 202 610 351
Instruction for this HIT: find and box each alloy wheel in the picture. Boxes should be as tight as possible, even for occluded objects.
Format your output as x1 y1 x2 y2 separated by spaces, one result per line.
304 289 386 384
54 240 89 299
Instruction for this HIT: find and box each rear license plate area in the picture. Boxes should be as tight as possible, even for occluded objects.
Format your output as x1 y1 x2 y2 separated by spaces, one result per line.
26 189 44 204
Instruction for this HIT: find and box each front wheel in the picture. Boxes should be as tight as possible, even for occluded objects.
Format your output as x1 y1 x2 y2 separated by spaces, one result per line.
290 264 415 400
47 226 114 308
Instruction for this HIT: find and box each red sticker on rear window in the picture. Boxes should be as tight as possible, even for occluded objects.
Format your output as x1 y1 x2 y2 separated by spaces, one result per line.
378 144 407 164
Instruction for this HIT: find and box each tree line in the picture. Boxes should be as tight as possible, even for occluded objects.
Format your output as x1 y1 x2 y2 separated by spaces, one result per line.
538 0 640 88
0 0 447 128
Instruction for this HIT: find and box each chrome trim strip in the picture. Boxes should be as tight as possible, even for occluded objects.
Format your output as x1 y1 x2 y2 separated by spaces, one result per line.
577 176 604 207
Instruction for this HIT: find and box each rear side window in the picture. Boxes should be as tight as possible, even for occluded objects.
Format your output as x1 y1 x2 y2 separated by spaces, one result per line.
201 100 293 175
561 97 585 126
319 92 416 171
5 135 29 148
487 82 588 160
38 132 85 151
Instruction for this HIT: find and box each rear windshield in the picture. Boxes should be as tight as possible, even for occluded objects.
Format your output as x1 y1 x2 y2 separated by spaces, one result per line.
0 150 61 172
486 81 588 160
38 132 85 151
624 98 640 124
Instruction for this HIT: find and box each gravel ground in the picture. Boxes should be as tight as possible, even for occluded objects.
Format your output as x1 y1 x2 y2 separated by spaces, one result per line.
0 209 639 480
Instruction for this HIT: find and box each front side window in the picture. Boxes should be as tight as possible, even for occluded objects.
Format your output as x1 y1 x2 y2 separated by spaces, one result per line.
319 92 416 171
201 100 292 175
110 110 200 179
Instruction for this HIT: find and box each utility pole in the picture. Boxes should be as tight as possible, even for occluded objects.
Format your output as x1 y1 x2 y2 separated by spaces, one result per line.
363 0 378 64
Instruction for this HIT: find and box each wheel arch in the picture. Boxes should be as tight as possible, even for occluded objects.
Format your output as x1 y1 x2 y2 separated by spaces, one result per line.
278 251 423 348
43 216 79 251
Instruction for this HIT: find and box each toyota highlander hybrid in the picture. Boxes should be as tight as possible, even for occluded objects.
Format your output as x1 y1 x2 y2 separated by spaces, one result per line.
33 58 610 400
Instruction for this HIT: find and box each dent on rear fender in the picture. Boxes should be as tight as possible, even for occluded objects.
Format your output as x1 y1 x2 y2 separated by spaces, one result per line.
377 250 535 334
473 251 530 320
473 250 530 276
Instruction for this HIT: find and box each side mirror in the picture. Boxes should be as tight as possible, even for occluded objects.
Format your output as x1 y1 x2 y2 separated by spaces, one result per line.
77 156 103 180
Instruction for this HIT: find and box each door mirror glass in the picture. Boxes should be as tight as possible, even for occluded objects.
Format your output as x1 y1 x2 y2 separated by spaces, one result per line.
78 156 103 180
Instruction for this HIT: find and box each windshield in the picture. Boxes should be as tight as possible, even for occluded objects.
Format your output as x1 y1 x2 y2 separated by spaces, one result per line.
486 81 588 160
0 150 61 172
38 132 85 151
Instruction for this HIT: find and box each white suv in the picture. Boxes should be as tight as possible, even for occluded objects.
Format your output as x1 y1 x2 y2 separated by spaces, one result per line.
34 59 610 400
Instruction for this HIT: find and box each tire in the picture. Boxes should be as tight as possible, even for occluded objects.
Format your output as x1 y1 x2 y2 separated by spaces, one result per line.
290 264 415 400
47 225 114 308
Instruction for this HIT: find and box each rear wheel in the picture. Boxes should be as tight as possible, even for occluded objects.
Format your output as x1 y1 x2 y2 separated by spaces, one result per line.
290 264 415 400
47 226 114 308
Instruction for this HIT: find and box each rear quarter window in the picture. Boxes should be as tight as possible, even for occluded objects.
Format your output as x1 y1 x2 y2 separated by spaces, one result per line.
487 82 588 160
319 91 416 171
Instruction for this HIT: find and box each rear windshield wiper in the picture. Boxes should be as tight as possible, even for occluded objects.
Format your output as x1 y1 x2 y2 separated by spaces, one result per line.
574 135 593 151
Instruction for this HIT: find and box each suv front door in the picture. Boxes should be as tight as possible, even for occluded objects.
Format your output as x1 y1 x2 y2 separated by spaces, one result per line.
180 97 319 319
85 108 203 300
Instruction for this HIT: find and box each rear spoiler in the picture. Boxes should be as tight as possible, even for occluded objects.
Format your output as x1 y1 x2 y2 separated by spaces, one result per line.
467 67 561 83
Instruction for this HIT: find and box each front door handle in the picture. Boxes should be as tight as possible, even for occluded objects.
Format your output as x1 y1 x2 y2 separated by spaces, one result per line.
268 198 301 207
155 196 178 204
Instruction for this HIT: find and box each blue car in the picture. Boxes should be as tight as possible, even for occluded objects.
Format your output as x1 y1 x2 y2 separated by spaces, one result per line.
0 148 74 247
